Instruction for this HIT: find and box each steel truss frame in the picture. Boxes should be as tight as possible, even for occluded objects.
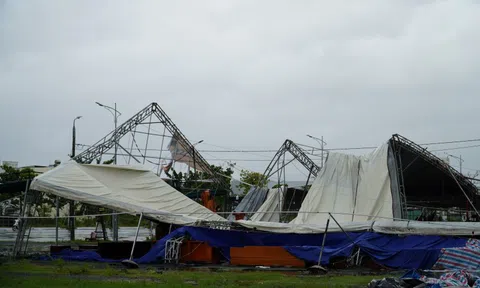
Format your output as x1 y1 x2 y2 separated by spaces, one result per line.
263 139 320 180
390 134 479 218
73 102 229 189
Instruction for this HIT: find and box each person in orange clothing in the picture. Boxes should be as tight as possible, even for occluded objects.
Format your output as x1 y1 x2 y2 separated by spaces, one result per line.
201 189 217 212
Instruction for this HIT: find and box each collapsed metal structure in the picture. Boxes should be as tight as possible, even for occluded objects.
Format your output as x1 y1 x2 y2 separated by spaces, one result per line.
74 102 228 189
263 139 321 183
389 134 479 219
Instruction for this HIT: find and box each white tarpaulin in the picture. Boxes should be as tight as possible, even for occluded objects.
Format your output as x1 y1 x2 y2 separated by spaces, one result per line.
292 152 360 225
238 219 374 234
354 144 393 221
238 219 480 236
291 143 393 225
250 187 284 223
30 161 225 225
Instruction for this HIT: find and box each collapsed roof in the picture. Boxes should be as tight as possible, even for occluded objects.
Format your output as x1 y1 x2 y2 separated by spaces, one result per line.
30 161 225 225
263 134 480 226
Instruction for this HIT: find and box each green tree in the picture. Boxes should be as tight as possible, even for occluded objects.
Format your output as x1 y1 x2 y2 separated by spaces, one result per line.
0 166 37 205
167 164 234 192
272 183 288 189
238 170 268 195
0 165 36 182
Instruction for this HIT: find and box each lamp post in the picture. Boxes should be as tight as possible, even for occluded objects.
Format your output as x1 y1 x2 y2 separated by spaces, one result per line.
71 116 82 158
307 134 327 168
192 140 204 174
95 102 121 242
69 116 82 241
446 153 464 174
95 102 121 164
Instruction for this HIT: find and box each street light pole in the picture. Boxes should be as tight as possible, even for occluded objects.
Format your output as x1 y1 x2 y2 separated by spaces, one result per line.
307 134 327 168
70 116 82 241
192 140 204 174
446 153 464 174
114 103 117 164
95 102 121 241
71 116 82 158
95 102 121 164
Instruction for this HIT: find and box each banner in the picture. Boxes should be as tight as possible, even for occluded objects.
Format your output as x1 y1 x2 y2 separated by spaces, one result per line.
168 133 204 172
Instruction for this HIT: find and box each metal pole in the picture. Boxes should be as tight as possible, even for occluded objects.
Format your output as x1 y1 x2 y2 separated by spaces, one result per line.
55 196 59 246
69 201 75 241
113 103 118 242
156 127 167 176
114 102 117 165
328 213 356 244
317 217 330 266
305 166 312 188
71 123 76 158
193 148 196 174
70 124 75 240
70 116 80 241
460 155 462 174
142 114 153 165
128 127 137 165
321 136 324 168
129 213 143 260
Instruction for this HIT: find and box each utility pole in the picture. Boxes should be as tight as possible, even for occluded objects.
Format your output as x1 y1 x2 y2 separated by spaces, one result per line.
114 103 117 165
446 153 464 174
70 116 82 241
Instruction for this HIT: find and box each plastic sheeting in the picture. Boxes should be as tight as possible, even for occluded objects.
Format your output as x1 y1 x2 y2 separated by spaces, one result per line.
238 219 480 236
30 161 225 225
354 144 393 221
137 227 361 264
238 219 374 234
250 187 284 222
292 143 393 225
372 221 480 236
44 226 468 270
434 239 480 270
356 233 466 269
292 152 360 224
227 186 268 221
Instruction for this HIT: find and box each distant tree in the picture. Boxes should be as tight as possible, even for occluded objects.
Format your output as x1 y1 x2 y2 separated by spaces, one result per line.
0 165 36 183
167 164 234 192
272 183 288 189
238 170 268 195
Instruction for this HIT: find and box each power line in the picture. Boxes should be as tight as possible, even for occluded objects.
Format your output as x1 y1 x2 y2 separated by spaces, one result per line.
79 137 480 154
431 144 480 152
421 138 480 146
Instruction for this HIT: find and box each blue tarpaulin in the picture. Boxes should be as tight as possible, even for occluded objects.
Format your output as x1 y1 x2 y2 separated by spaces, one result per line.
43 226 468 270
354 233 466 269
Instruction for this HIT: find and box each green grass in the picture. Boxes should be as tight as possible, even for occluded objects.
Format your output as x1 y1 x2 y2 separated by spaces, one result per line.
0 260 394 287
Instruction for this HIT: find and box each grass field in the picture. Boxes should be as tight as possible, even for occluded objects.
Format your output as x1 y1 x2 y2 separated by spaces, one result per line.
0 259 396 287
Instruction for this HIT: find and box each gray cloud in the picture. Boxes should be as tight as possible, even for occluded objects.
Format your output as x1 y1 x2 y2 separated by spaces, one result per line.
1 0 479 179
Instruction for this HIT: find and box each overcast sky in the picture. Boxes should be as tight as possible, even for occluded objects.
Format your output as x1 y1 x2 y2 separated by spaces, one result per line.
1 0 479 180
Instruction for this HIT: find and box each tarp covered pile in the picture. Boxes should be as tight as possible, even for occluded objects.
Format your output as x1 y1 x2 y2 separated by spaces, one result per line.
43 226 469 270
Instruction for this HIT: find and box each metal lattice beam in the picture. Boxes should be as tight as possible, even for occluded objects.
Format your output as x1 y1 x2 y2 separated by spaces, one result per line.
390 133 479 215
73 102 229 189
263 139 320 179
